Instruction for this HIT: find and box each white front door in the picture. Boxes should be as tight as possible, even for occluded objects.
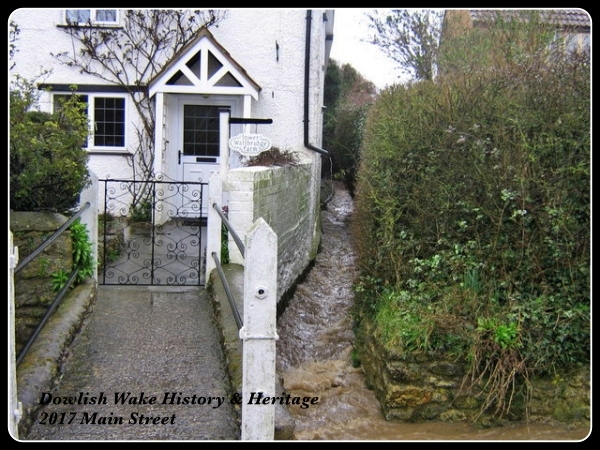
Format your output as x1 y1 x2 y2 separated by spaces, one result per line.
176 101 222 218
171 95 242 218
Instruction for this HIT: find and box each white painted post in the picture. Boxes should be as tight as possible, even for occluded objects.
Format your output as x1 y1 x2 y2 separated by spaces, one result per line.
240 218 278 440
9 232 22 438
79 172 98 283
205 172 223 282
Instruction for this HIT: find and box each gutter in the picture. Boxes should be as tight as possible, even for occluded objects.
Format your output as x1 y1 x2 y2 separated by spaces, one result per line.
304 10 329 156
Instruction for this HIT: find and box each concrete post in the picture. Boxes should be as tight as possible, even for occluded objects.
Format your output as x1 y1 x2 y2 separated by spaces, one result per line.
79 172 99 283
206 172 223 282
240 218 278 440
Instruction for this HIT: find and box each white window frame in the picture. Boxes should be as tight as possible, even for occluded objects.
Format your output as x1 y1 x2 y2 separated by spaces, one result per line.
53 92 129 153
64 9 119 26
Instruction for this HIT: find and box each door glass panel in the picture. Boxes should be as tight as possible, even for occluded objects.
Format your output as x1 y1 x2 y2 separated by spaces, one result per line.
182 105 220 157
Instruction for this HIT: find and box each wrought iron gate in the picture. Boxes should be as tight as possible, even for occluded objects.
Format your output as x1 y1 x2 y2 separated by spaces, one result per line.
99 177 208 286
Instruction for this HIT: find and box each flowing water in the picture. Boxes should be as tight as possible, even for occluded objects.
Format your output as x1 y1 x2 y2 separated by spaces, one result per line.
275 183 590 442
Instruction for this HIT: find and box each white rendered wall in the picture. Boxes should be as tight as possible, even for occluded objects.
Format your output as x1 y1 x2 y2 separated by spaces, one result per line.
9 8 329 161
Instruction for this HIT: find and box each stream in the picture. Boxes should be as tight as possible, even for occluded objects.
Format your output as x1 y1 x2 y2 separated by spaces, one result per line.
275 182 590 441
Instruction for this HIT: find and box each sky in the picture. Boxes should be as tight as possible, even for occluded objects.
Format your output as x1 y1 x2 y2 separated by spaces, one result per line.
329 8 403 90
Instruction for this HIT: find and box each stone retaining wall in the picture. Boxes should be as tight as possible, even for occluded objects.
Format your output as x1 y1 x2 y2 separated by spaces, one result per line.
11 212 73 355
225 163 321 303
356 314 591 427
10 212 97 438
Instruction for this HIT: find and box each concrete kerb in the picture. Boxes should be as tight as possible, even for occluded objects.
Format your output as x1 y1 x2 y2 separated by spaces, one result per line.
207 264 296 440
15 281 97 439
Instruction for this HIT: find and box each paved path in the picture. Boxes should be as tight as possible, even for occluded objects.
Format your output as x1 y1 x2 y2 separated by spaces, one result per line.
23 285 240 441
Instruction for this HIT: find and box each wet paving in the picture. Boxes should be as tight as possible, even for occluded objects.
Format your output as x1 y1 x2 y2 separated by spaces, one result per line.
101 219 207 287
275 182 591 442
22 286 239 441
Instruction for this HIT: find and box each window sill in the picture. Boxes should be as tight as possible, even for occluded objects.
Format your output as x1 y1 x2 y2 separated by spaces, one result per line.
56 24 123 30
86 148 131 155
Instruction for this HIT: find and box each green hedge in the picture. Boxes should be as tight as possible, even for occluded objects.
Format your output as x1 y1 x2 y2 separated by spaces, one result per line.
352 22 590 397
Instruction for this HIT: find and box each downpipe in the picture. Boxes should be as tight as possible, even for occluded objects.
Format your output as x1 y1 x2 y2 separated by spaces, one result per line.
304 9 329 157
305 10 335 206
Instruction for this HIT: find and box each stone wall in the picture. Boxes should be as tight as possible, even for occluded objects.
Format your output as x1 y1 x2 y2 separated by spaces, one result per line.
10 211 98 438
225 163 321 303
10 212 73 355
356 314 591 427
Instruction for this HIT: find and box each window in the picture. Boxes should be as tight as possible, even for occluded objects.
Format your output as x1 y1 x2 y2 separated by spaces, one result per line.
65 9 118 26
550 30 591 57
54 93 127 150
53 94 89 147
93 97 125 147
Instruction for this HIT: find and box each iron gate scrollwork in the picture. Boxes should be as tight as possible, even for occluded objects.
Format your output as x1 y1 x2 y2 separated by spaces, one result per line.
99 176 208 286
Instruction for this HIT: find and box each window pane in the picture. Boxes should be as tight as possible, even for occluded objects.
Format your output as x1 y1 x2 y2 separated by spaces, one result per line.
66 9 90 24
95 9 117 23
53 94 89 147
53 93 89 115
94 97 125 147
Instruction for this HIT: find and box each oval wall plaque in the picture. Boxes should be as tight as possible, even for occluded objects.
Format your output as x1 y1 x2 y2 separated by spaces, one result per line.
229 133 272 156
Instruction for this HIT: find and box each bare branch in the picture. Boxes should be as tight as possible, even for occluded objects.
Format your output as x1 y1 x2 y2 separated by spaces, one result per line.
51 9 228 206
366 9 443 81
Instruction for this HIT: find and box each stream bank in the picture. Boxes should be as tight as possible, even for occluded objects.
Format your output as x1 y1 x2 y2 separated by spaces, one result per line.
275 182 590 441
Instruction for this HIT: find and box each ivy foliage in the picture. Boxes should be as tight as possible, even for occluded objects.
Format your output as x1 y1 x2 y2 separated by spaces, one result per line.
51 219 95 291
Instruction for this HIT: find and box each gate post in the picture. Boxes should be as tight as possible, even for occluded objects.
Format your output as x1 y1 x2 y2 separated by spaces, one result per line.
240 218 278 440
206 172 223 282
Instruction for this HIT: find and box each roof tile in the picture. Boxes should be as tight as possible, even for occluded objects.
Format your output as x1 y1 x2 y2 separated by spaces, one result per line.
469 9 590 28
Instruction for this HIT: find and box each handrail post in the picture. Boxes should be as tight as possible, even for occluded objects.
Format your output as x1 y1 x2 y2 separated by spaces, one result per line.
240 218 278 440
9 232 22 437
206 172 223 282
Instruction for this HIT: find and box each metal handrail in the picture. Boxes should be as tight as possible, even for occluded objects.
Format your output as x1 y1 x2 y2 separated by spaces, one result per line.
17 268 79 365
212 202 245 257
211 202 244 330
14 202 91 365
211 252 243 330
15 202 91 273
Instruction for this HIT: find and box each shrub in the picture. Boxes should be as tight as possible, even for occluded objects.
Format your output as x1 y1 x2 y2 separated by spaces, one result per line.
323 60 377 196
331 104 370 196
10 78 90 213
243 146 299 167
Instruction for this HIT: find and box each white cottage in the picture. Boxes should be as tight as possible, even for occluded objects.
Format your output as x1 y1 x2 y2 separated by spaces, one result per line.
9 8 334 293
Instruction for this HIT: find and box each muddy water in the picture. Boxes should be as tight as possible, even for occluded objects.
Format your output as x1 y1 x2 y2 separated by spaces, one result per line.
275 183 590 441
